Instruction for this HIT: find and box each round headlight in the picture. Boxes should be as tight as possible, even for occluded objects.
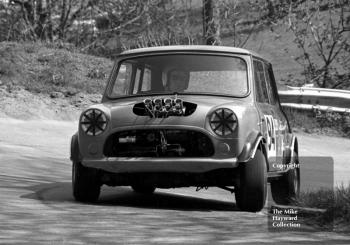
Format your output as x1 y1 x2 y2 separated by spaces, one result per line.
81 109 107 136
210 108 237 136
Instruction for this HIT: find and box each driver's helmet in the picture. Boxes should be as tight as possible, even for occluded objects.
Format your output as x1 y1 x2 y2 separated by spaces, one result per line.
167 70 189 92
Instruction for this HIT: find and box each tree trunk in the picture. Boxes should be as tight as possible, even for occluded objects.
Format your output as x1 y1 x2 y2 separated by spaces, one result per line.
35 0 47 40
202 0 221 45
266 0 275 19
58 0 68 39
46 0 53 41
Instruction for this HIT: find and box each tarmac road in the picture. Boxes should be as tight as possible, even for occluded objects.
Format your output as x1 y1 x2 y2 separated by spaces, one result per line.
0 118 349 244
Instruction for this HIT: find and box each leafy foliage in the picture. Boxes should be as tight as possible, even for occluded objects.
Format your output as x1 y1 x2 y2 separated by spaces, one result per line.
287 0 350 88
0 1 273 54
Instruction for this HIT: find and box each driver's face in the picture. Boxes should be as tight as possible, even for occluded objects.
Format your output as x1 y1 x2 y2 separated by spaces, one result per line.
169 71 187 92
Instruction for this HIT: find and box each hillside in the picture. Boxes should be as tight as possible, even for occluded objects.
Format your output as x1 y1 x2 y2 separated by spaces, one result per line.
0 3 348 120
222 21 303 87
0 42 113 120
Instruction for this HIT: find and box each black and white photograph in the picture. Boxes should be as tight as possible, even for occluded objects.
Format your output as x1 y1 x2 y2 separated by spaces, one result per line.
0 0 349 244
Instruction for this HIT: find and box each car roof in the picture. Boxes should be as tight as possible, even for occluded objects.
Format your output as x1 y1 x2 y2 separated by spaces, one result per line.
119 45 266 61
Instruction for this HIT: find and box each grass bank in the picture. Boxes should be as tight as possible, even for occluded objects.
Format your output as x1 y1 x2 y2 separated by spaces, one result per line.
294 185 350 231
0 41 113 96
284 108 350 138
0 41 113 120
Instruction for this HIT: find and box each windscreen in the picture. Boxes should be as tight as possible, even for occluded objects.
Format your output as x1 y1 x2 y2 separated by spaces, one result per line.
109 54 248 97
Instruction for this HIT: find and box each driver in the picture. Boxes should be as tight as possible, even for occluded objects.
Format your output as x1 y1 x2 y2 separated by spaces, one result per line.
166 70 189 92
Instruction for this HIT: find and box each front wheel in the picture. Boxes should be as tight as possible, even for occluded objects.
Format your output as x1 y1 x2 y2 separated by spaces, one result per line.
72 161 101 202
235 149 267 212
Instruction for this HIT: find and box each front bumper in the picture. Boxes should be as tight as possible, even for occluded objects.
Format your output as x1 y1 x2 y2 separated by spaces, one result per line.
82 157 238 174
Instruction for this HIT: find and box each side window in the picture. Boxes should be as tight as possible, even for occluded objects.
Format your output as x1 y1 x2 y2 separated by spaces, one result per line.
111 63 132 96
133 68 141 94
253 60 269 103
141 67 151 92
264 63 277 105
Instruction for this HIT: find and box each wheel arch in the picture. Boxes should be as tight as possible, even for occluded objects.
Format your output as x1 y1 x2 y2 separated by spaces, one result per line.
238 130 269 169
288 135 299 163
292 136 299 156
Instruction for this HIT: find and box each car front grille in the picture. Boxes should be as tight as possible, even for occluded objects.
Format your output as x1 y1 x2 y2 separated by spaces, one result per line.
103 129 214 157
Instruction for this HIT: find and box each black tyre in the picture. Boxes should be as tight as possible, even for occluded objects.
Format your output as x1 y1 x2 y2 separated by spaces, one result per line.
235 149 267 212
72 161 101 202
131 185 156 194
271 151 300 205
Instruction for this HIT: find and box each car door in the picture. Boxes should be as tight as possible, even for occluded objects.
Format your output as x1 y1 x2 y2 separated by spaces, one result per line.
253 59 277 169
264 63 290 166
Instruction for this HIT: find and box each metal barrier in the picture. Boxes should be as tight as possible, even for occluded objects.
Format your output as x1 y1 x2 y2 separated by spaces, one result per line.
278 86 350 113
